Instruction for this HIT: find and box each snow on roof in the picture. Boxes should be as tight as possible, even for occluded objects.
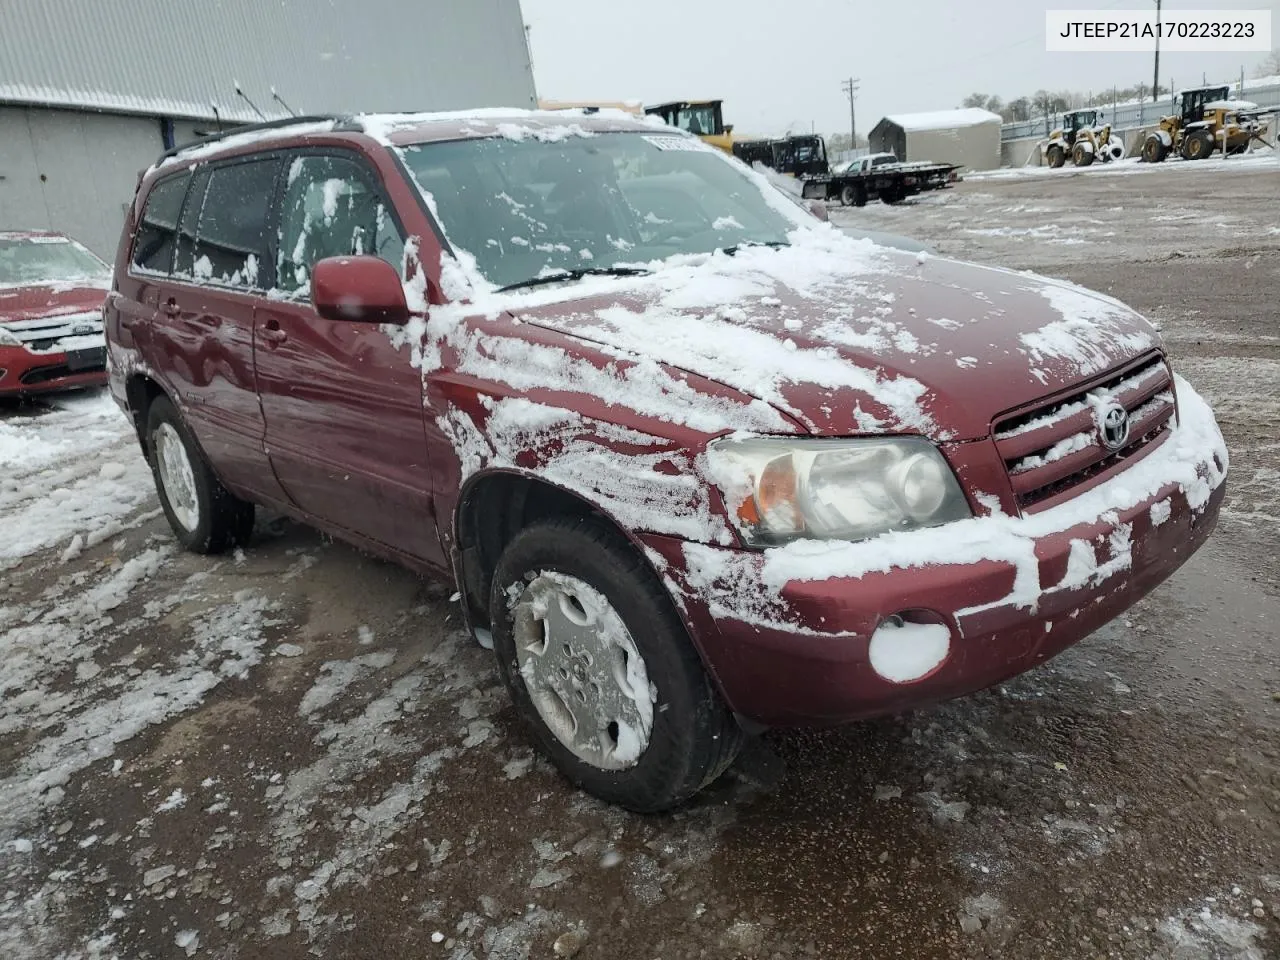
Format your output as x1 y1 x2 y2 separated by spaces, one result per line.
883 108 1002 132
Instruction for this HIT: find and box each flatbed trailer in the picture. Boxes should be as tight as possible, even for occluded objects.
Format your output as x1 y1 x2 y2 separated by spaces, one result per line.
800 161 961 207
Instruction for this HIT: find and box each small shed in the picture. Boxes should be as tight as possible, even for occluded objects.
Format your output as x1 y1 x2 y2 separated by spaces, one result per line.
869 108 1002 172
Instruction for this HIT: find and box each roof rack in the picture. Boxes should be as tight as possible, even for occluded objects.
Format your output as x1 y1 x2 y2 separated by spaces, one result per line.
156 114 353 162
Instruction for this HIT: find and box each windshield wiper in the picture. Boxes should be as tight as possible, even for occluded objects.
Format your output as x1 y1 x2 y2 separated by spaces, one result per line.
718 240 790 256
497 266 651 292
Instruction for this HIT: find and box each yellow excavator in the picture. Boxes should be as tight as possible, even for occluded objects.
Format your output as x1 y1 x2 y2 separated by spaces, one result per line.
643 100 741 153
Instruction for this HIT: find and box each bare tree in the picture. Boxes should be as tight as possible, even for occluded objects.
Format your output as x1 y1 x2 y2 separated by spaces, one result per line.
1256 49 1280 78
961 93 990 109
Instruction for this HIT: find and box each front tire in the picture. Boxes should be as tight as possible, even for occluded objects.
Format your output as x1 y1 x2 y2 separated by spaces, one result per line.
146 395 254 554
489 517 742 812
1073 142 1095 166
1184 129 1213 160
1046 144 1066 168
1142 136 1167 163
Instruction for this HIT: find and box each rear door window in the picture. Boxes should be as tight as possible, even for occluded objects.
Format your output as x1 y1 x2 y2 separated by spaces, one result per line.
276 154 405 296
132 173 191 274
187 158 280 289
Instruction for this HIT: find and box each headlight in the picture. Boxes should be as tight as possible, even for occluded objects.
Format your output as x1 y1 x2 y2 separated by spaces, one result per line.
0 327 22 347
706 436 971 546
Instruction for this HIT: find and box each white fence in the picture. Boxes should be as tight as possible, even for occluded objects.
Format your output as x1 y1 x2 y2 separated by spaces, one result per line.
1000 77 1280 141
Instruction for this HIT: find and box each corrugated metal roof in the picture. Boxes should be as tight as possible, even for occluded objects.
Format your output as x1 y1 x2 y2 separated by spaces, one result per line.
0 0 536 122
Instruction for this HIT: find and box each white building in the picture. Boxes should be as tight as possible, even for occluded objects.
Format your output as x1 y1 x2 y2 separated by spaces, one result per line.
869 108 1003 172
0 0 537 257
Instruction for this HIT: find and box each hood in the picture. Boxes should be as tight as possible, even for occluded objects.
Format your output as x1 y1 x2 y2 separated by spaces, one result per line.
839 227 936 255
499 235 1159 442
0 281 110 324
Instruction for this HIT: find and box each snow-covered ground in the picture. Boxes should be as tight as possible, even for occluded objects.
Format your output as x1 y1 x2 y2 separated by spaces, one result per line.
971 145 1277 181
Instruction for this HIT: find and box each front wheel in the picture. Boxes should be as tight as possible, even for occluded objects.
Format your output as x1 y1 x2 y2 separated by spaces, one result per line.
146 395 254 554
489 517 742 812
1046 144 1066 168
1142 136 1168 163
1184 130 1213 160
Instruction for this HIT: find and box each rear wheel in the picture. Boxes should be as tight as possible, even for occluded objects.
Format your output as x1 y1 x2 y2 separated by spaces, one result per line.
1046 144 1066 168
146 396 254 554
489 517 742 812
880 184 905 205
1142 136 1168 163
1184 129 1214 160
840 183 866 207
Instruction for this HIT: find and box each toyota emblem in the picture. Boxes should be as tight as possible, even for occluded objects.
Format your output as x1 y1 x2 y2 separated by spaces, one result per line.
1099 403 1130 450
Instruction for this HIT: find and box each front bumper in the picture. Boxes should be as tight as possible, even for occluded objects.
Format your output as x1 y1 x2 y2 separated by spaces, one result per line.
0 340 108 397
642 377 1228 726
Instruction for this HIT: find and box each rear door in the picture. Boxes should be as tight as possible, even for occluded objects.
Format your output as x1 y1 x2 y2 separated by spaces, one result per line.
253 150 440 564
145 156 289 503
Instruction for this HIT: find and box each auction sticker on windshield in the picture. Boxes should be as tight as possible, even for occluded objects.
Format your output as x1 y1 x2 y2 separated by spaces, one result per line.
643 135 712 151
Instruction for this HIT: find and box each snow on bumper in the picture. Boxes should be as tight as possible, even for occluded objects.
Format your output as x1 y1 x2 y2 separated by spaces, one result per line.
646 376 1227 725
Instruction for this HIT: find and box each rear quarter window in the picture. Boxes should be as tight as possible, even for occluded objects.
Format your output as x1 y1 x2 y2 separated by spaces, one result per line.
132 173 191 274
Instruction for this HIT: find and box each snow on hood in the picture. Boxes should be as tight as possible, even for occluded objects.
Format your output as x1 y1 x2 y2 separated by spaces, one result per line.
1204 99 1259 112
429 228 1160 442
0 281 109 324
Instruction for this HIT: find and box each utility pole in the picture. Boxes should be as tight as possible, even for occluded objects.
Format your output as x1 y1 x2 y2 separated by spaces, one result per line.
841 78 860 151
1153 0 1162 104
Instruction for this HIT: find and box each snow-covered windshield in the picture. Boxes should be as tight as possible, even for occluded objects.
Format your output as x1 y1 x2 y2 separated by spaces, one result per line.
0 236 109 287
397 132 795 290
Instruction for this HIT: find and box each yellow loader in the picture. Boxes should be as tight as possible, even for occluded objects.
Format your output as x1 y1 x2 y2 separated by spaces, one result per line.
1142 85 1272 162
1045 110 1126 168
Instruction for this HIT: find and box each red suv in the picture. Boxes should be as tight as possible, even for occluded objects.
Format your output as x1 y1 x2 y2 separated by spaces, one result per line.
105 112 1228 811
1 231 111 398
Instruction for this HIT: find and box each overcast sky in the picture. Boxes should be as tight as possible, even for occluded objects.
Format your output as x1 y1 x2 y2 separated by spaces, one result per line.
521 0 1279 136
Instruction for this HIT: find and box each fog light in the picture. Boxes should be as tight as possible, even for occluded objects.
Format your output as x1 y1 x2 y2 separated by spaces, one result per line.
868 615 951 683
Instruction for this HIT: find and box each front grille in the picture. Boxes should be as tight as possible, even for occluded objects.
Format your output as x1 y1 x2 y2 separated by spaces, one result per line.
993 353 1176 513
2 312 103 351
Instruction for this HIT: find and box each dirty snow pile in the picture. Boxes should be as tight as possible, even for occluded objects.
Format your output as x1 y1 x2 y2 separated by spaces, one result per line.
0 392 152 566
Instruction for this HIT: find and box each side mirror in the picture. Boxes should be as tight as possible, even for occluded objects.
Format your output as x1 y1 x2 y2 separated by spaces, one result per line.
806 200 829 222
311 256 409 325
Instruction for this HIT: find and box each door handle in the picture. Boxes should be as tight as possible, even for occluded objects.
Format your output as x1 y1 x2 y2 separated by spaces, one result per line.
261 320 288 346
162 299 180 318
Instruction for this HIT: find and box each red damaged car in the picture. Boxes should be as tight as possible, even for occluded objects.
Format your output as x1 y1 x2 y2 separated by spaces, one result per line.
104 111 1227 810
0 231 111 398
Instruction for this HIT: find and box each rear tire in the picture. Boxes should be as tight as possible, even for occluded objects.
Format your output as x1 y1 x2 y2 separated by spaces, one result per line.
840 183 866 207
880 184 905 205
489 516 742 812
146 395 254 554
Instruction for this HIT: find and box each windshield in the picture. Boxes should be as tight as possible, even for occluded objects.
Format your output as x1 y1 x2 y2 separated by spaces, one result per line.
0 236 109 286
398 132 796 290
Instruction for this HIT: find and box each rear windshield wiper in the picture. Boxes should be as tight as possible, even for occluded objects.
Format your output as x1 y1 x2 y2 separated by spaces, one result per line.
497 266 651 292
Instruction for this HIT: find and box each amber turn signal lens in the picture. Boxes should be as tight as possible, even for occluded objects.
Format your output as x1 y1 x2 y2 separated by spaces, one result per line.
736 455 803 533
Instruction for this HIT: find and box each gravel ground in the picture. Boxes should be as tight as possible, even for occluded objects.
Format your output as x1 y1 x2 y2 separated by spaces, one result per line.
3 162 1278 960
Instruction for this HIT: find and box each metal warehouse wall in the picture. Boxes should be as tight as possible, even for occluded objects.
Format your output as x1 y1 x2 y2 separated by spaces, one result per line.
906 123 1001 172
0 108 209 258
0 0 536 122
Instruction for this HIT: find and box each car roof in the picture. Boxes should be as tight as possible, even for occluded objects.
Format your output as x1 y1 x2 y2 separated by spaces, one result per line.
148 109 671 175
